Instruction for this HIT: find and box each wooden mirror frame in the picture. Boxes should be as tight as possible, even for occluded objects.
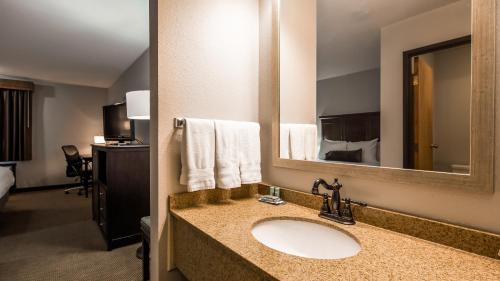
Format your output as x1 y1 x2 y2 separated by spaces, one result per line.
271 0 496 192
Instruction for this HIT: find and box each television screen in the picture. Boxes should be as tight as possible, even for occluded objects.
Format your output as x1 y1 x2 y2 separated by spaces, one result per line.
103 103 135 141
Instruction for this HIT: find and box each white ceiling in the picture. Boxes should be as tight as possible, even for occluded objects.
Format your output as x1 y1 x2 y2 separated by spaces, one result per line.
317 0 465 80
0 0 149 88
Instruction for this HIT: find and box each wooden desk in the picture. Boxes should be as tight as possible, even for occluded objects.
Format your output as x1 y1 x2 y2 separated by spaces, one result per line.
91 144 150 250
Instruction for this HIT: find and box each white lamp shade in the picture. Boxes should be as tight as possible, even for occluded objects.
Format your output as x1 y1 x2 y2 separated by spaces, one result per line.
126 90 150 120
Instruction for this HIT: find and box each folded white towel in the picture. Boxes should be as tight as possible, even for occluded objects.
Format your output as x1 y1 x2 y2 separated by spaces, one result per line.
214 120 242 189
289 124 306 160
279 124 290 159
303 124 317 161
239 122 261 184
288 124 317 160
180 118 216 192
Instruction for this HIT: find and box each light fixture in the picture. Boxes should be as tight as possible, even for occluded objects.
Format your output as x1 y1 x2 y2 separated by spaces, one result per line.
126 90 150 120
94 136 105 144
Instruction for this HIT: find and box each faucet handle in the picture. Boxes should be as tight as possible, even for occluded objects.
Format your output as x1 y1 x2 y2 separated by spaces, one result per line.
342 198 353 216
320 193 331 214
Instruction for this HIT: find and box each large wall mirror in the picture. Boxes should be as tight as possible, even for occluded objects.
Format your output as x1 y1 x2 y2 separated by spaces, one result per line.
273 0 495 192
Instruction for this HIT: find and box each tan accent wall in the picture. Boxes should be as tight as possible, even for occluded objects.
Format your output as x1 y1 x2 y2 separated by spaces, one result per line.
279 0 317 124
150 0 260 279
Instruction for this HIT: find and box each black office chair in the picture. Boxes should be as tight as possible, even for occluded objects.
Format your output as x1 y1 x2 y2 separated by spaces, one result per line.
61 145 92 196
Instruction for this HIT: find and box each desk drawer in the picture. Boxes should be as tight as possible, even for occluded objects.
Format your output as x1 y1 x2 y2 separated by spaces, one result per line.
98 185 108 234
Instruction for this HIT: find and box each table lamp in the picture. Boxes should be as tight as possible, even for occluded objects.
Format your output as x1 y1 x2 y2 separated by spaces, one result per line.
126 90 150 120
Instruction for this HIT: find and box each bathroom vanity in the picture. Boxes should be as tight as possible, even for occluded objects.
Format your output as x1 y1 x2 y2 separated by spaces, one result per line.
169 185 500 281
165 0 500 279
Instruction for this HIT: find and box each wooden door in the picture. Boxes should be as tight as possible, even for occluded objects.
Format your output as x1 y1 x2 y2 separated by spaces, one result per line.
412 57 434 170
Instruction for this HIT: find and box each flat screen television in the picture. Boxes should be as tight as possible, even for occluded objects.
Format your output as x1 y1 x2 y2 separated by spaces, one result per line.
103 103 135 142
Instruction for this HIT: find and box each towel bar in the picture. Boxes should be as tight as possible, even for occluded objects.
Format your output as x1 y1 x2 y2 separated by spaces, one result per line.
174 118 185 128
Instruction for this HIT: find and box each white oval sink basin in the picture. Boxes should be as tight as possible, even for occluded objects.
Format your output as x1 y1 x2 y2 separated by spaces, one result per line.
251 219 361 260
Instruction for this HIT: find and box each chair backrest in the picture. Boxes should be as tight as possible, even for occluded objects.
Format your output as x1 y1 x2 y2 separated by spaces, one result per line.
61 145 82 177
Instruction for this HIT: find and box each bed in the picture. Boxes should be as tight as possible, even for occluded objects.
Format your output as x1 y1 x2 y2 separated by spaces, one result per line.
0 163 16 210
318 112 381 166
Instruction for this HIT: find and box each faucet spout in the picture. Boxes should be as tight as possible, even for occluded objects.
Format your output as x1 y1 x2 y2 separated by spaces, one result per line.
311 178 331 195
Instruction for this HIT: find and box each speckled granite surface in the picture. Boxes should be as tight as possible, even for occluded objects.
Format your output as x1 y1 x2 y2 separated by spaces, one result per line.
256 184 500 259
171 197 500 280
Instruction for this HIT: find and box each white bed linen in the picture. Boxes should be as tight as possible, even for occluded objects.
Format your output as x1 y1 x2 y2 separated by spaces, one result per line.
0 166 15 198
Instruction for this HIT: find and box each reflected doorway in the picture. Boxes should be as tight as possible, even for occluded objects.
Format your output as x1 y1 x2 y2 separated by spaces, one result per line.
403 36 471 173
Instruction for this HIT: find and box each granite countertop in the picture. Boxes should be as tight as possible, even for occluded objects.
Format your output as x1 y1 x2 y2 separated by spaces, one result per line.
170 198 500 280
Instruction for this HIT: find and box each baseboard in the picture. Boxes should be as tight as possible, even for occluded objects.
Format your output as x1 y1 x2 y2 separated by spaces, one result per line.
11 183 83 193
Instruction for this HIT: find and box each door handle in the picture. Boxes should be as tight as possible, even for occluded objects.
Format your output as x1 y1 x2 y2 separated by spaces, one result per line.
431 144 439 149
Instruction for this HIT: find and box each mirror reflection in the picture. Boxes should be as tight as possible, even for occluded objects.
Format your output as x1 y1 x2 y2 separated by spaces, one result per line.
279 0 472 174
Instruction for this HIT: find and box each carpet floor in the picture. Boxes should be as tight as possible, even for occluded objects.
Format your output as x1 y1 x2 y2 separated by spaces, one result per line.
0 189 142 281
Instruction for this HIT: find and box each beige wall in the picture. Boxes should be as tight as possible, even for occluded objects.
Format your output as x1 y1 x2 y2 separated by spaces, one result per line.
108 49 150 104
433 45 471 171
151 0 259 280
317 69 380 117
260 0 500 235
279 0 316 124
380 0 471 168
17 81 107 188
108 49 150 144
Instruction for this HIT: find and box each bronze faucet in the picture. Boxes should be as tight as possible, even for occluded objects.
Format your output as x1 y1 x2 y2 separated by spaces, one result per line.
312 178 366 225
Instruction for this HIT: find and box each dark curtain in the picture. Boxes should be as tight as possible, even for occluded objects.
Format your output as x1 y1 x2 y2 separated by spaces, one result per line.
0 89 32 161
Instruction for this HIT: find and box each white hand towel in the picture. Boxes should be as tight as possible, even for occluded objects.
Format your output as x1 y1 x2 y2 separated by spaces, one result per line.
279 124 290 159
303 124 318 161
180 118 216 192
289 124 306 160
239 122 262 184
288 124 317 160
214 120 242 189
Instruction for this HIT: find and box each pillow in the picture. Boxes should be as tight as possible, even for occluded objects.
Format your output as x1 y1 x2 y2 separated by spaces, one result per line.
347 138 378 163
325 149 362 163
318 140 347 160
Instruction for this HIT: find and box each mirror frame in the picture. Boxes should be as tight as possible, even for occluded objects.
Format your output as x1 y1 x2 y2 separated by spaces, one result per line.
271 0 495 192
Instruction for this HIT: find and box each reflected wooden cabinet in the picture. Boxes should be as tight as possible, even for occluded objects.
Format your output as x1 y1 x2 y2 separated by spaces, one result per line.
92 144 150 250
